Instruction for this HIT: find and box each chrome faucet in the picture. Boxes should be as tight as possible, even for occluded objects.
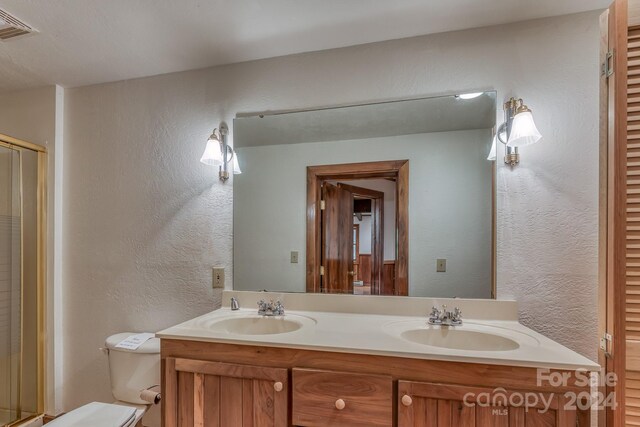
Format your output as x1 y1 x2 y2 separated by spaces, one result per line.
428 305 462 326
230 297 240 311
257 299 285 316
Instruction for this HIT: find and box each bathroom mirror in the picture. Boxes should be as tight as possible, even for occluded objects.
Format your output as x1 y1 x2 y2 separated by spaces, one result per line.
233 91 497 298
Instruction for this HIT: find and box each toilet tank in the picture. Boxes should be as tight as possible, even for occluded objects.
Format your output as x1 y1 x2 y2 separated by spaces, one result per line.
105 332 161 404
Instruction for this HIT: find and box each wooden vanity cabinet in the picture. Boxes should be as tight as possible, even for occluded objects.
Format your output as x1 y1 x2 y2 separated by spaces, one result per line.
164 357 288 426
161 340 591 427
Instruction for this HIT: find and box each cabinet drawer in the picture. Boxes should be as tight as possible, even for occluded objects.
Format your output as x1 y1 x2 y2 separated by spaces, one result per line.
292 368 393 426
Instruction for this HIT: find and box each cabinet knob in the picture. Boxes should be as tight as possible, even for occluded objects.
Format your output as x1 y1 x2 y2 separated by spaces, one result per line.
402 395 413 406
335 398 346 410
273 382 283 392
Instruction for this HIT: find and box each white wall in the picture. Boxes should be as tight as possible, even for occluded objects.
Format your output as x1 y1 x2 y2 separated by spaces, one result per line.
61 10 601 418
0 86 57 144
355 216 372 254
0 85 63 415
234 130 493 298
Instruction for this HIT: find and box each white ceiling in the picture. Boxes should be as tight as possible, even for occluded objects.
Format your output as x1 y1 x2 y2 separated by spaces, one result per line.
0 0 609 92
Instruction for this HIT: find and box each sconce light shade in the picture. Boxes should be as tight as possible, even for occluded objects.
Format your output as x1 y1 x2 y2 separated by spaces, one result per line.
487 134 497 161
200 134 223 166
232 151 242 175
507 111 542 148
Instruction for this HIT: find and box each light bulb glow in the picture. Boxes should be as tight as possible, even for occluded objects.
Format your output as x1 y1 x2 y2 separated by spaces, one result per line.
457 92 484 100
507 111 542 147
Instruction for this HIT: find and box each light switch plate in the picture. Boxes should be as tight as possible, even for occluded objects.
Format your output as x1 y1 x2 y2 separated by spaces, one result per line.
291 251 299 263
213 267 225 288
436 259 446 272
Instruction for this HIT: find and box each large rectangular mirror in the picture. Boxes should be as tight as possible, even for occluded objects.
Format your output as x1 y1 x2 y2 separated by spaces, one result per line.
233 91 497 298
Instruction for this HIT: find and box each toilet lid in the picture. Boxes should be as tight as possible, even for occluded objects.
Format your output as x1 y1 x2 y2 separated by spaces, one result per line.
47 402 136 427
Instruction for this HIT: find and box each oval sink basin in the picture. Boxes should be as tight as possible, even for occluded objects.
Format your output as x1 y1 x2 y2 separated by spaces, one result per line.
401 328 520 351
207 314 314 335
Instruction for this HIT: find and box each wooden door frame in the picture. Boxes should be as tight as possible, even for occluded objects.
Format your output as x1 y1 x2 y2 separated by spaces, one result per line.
338 183 384 294
307 160 409 295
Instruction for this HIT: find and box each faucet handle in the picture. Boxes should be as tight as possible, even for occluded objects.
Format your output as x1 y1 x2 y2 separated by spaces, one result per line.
429 306 442 322
274 300 285 315
451 307 463 323
428 306 442 325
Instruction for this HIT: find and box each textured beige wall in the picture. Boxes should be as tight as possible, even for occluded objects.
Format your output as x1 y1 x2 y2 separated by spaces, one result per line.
62 10 601 422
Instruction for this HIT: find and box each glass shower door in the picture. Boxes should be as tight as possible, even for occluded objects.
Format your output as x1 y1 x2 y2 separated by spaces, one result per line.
0 140 40 426
0 145 21 426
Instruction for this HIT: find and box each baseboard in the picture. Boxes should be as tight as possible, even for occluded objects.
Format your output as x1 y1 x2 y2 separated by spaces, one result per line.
42 414 60 424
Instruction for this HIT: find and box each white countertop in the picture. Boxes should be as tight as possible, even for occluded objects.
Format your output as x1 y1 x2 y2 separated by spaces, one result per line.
156 292 599 371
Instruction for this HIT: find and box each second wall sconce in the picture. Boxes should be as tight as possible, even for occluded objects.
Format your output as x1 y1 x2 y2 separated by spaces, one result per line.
487 97 542 166
200 123 242 181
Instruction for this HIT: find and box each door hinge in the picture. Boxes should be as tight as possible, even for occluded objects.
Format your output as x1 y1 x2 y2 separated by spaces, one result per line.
600 333 612 359
602 50 614 78
320 266 325 276
320 200 326 210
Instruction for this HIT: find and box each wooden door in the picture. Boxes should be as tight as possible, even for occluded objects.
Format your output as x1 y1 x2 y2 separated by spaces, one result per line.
164 358 288 427
397 381 575 427
337 183 385 294
600 1 631 426
321 183 354 293
306 160 409 295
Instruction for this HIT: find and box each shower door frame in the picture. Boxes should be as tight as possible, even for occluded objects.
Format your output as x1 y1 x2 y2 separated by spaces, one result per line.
0 133 47 427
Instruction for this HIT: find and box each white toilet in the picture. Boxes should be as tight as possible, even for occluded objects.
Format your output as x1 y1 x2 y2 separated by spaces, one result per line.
49 332 160 427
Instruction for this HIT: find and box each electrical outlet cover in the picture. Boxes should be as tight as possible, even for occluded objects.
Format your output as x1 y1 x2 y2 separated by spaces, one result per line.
213 267 225 288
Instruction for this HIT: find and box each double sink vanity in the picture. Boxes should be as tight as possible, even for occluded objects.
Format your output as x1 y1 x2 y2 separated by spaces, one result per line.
157 92 598 426
157 291 598 427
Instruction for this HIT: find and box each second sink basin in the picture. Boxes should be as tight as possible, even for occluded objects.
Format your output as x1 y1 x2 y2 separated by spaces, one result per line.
401 328 519 351
203 313 317 336
383 319 539 352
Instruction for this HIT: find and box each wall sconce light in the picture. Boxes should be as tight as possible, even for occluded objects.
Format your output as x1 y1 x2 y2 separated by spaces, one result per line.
200 123 242 181
489 97 542 166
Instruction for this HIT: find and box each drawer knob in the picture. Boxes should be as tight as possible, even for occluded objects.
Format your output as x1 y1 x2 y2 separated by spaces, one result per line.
335 399 346 410
402 395 413 406
274 382 283 392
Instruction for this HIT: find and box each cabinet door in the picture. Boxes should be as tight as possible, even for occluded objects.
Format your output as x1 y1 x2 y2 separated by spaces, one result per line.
164 357 288 427
398 381 576 427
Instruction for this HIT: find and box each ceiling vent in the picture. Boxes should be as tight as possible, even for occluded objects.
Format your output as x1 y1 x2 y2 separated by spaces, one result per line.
0 9 36 41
